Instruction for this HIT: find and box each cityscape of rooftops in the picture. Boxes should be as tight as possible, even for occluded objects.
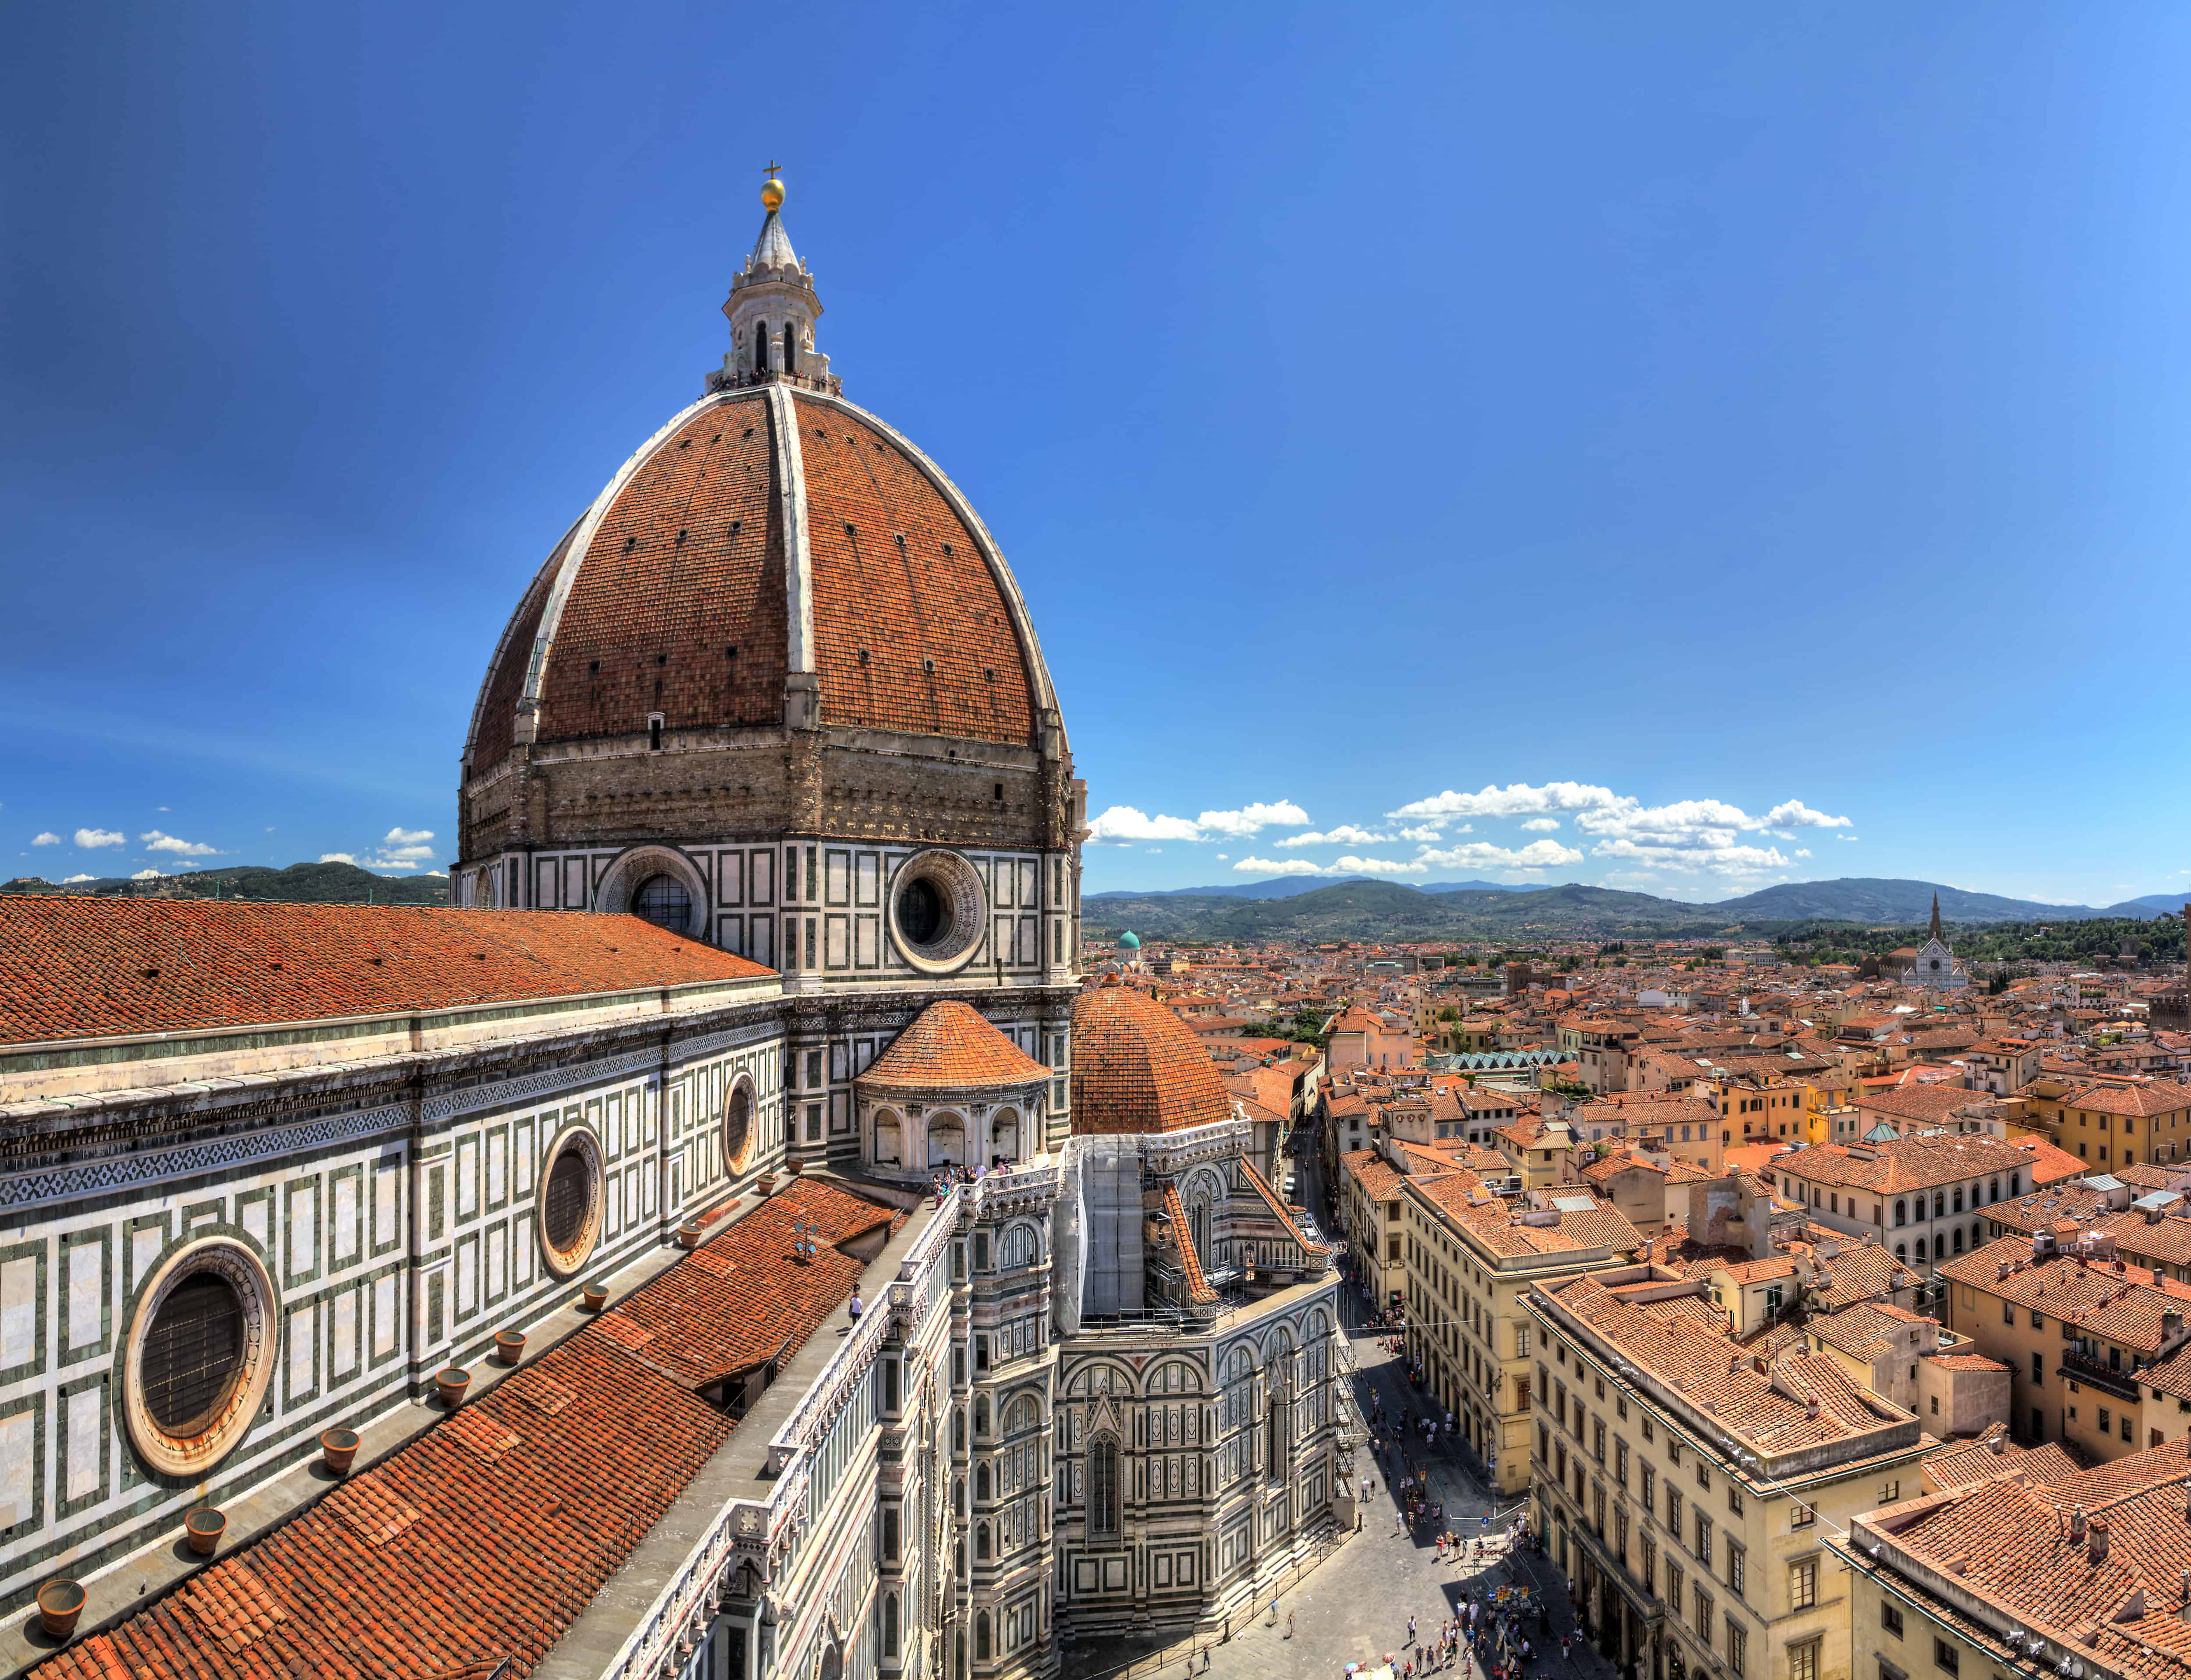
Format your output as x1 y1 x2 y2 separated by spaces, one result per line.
5 12 2190 1680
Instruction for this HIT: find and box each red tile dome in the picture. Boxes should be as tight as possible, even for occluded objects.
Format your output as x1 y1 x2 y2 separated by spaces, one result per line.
1070 982 1235 1136
464 385 1053 770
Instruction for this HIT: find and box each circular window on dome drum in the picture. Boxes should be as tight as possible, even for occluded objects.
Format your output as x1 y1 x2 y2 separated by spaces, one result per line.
537 1129 605 1278
888 849 987 975
123 1239 277 1479
723 1079 756 1174
634 874 692 931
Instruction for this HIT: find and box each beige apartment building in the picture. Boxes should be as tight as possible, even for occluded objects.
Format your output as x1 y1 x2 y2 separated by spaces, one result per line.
1340 1145 1411 1312
1937 1226 2191 1457
1531 1268 1930 1680
1398 1177 1642 1493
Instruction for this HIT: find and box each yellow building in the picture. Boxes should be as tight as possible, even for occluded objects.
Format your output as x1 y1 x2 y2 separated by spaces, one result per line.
1532 1268 1929 1680
1397 1176 1641 1494
1939 1227 2191 1454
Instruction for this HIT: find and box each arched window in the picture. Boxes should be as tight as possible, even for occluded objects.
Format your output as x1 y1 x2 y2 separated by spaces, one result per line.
975 1395 990 1436
1989 1177 2001 1203
1090 1437 1119 1535
784 325 798 374
1894 1199 1907 1226
976 1462 991 1501
975 1522 990 1559
2012 1173 2023 1196
754 322 770 375
883 1595 899 1657
1895 1242 1907 1262
1933 1192 1946 1219
954 1477 965 1517
1953 1227 1965 1254
954 1408 965 1452
1915 1238 1928 1263
976 1612 992 1662
1953 1187 1964 1215
633 874 691 930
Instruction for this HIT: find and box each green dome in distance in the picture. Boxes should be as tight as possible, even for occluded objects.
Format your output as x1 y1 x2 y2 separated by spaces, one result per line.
1118 931 1141 950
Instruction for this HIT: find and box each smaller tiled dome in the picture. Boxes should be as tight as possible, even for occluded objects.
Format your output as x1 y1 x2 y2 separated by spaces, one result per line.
1070 981 1233 1136
862 1000 1051 1092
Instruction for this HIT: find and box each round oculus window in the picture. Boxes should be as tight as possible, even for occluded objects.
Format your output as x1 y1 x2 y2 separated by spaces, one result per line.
634 873 692 931
899 878 945 945
723 1081 756 1174
538 1130 605 1277
123 1239 277 1479
887 849 987 975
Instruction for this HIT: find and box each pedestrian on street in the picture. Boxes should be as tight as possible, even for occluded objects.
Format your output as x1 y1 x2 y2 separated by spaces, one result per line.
1409 1616 1418 1645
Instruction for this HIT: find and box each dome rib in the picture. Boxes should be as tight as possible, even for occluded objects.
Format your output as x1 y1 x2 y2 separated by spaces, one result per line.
790 389 1059 731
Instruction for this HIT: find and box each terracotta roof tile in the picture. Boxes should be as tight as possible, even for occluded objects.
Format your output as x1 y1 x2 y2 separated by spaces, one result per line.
1070 983 1233 1136
858 999 1051 1091
0 899 772 1045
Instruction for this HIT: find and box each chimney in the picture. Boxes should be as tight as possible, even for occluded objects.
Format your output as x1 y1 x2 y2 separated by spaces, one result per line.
1991 1434 2006 1455
2088 1517 2110 1566
2070 1505 2088 1542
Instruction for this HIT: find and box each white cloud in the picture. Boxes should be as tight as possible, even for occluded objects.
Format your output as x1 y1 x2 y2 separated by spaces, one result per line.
1216 853 1229 860
1519 818 1561 832
1837 834 1860 843
1589 837 1789 875
1232 858 1326 876
1390 782 1626 822
1195 800 1308 836
141 830 220 857
61 873 94 883
380 844 435 861
1416 839 1585 871
384 826 435 846
1276 825 1388 849
320 852 359 865
1089 800 1308 843
1395 824 1451 842
74 828 124 849
31 832 59 845
1764 800 1853 829
369 860 419 871
1795 848 1812 858
1330 855 1427 875
130 868 163 880
1088 806 1204 842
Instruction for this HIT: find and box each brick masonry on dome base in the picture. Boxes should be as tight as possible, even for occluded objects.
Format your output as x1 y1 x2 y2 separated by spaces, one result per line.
1068 980 1236 1136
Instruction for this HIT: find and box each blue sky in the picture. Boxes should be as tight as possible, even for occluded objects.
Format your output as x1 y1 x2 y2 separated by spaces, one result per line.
4 4 2188 906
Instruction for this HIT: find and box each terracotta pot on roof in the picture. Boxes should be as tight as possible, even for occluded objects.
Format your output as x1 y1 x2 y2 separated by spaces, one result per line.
581 1283 609 1312
320 1427 360 1474
184 1507 225 1556
677 1221 705 1250
435 1367 470 1408
494 1329 527 1365
756 1171 778 1196
36 1578 85 1640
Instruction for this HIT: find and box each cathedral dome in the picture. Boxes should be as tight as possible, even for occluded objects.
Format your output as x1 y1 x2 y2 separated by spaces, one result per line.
456 176 1081 900
1069 981 1234 1136
464 385 1053 768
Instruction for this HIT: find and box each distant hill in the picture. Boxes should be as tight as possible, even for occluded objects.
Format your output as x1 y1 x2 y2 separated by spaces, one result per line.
1085 879 1733 943
1709 878 2117 926
2103 894 2185 917
2 861 449 907
1081 875 2154 944
1088 876 1539 901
